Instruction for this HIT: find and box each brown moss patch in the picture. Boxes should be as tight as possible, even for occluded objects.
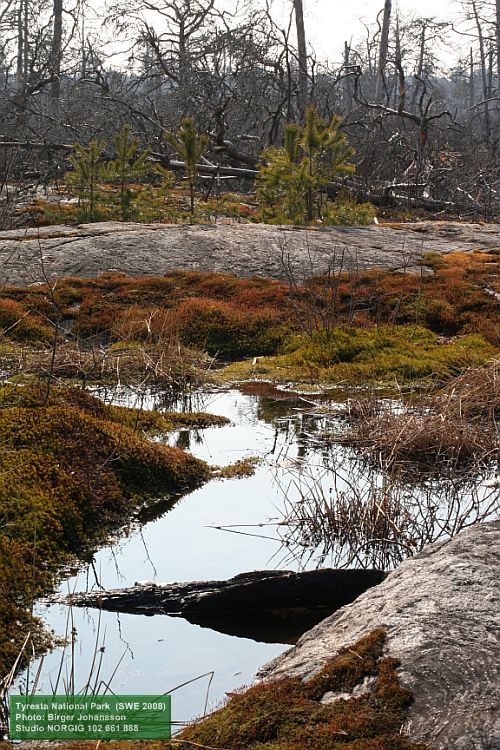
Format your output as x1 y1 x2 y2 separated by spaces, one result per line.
0 298 52 343
1 251 498 349
214 456 260 479
303 628 386 700
0 384 212 676
173 629 427 750
175 298 292 358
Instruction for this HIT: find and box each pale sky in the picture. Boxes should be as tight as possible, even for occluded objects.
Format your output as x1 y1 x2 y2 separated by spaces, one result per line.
288 0 463 65
100 0 466 71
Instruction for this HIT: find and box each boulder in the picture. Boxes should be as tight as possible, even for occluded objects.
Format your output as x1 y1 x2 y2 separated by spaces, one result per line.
257 520 500 749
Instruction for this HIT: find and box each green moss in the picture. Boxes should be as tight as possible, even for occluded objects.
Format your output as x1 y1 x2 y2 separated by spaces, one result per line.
105 404 230 435
0 384 229 434
160 411 229 429
173 629 428 750
421 251 447 270
218 326 497 386
215 456 261 479
0 384 212 676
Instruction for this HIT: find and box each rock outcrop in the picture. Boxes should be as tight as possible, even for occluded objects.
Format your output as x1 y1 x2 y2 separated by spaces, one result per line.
1 220 500 286
257 520 500 749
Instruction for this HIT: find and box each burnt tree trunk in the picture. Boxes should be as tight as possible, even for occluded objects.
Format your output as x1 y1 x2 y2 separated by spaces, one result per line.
472 1 492 149
375 0 392 102
50 0 63 103
293 0 308 118
496 0 500 113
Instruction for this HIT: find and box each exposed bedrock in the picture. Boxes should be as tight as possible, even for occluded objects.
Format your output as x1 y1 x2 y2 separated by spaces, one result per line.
1 220 500 285
257 520 500 749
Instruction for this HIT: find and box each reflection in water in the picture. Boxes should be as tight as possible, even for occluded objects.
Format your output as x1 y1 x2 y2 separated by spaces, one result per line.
16 384 499 727
175 429 192 450
94 383 499 572
272 441 499 570
16 605 284 732
183 608 335 645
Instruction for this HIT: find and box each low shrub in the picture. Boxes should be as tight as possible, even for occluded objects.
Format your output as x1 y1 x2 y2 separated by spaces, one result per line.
322 195 376 226
176 298 292 358
0 299 52 343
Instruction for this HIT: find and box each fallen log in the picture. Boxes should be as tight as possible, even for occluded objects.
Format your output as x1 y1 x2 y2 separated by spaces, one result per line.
54 569 386 643
58 568 385 615
167 159 258 179
0 141 74 150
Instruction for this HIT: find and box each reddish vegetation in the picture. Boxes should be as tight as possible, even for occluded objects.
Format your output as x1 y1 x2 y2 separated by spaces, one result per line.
1 250 499 359
175 629 428 750
307 249 499 346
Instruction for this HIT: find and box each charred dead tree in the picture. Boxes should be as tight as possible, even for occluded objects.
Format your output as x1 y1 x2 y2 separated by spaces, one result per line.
293 0 308 118
49 0 63 104
374 0 392 102
354 62 459 201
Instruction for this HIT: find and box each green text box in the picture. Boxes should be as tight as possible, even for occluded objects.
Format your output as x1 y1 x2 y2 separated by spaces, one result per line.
10 695 171 739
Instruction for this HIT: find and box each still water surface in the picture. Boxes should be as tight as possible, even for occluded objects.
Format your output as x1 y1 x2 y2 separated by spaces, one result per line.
18 385 498 729
20 388 325 728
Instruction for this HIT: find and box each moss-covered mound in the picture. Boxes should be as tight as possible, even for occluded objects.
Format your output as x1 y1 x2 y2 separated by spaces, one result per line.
220 325 497 386
1 248 498 387
175 629 428 750
0 385 212 676
0 383 229 433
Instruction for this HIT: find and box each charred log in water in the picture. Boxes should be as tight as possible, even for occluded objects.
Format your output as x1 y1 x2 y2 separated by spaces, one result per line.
55 569 386 643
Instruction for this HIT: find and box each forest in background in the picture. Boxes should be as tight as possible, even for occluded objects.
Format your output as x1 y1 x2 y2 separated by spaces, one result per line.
0 0 499 223
0 6 499 745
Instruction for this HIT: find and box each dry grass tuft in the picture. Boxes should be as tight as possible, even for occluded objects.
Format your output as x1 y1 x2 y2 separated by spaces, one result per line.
340 361 500 470
344 411 495 468
437 359 500 421
16 339 211 389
